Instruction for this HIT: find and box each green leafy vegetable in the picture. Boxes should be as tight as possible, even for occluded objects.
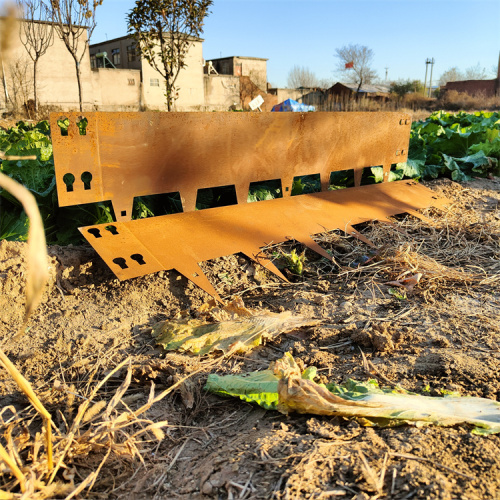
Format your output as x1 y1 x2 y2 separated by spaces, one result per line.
206 370 280 409
401 110 500 181
206 354 500 435
0 211 29 241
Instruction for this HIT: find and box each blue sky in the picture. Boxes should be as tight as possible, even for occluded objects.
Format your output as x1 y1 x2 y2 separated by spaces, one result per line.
92 0 500 88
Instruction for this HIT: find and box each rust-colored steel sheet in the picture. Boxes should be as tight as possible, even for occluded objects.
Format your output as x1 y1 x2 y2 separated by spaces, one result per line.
80 181 449 300
50 111 411 221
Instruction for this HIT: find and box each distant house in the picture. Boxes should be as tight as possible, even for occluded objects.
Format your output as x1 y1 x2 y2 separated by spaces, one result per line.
0 17 273 113
267 87 325 107
442 53 500 97
328 82 390 100
204 55 276 111
206 56 268 91
89 34 205 111
442 80 499 96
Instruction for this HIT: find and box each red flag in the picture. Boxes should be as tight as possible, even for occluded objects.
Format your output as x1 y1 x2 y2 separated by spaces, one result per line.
345 61 354 69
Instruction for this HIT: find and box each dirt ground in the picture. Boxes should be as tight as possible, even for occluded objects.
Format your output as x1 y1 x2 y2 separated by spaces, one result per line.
0 177 499 499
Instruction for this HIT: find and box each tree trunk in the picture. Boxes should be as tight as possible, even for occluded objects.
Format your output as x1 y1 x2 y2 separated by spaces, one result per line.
356 77 363 95
33 58 38 115
73 57 83 112
165 74 172 112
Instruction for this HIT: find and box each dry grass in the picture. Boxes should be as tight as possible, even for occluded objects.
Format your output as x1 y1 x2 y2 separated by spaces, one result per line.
315 89 499 118
274 182 500 305
0 359 172 498
440 90 500 112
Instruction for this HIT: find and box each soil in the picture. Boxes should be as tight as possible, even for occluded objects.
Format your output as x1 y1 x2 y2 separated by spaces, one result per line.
1 178 499 499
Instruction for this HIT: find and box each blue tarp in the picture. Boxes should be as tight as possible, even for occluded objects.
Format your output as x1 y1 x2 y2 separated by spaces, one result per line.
271 99 315 112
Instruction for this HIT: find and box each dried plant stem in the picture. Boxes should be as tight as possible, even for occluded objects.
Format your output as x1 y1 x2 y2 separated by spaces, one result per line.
0 442 26 492
0 172 48 328
48 358 131 484
0 349 53 470
0 153 37 161
0 173 51 479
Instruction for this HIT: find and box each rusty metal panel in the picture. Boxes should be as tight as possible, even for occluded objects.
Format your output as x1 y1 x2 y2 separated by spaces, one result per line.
50 110 450 300
50 111 411 221
80 181 449 300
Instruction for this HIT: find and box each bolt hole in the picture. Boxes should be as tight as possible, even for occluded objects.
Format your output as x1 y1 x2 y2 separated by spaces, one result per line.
57 116 69 136
88 228 101 238
77 116 88 135
121 210 127 217
113 257 128 270
81 171 92 190
105 225 119 235
131 254 146 265
63 173 75 192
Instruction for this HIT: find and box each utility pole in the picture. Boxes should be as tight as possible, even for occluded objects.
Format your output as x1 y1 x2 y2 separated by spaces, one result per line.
423 58 430 96
428 58 435 97
385 67 388 82
423 58 434 96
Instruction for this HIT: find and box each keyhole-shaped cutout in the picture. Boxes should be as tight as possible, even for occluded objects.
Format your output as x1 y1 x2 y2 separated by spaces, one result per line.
105 225 119 235
57 116 69 136
113 257 128 269
77 116 88 136
131 254 146 265
63 173 75 192
87 228 101 238
81 171 92 190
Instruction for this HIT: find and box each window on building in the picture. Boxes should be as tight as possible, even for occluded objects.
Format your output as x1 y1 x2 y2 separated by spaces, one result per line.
112 48 121 66
127 45 136 62
128 78 135 86
90 54 97 69
150 78 160 87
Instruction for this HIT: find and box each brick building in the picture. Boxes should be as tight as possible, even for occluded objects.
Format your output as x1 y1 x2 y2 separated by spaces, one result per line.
1 17 271 113
442 53 500 97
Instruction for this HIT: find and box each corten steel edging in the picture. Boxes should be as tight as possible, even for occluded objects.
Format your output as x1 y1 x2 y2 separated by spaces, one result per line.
80 180 450 300
50 111 411 222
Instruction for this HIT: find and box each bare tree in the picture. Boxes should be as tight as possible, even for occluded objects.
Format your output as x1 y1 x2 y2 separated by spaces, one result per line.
46 0 102 112
6 57 33 115
335 44 377 92
318 77 333 89
464 62 489 80
128 0 213 111
17 0 54 114
438 67 464 87
287 65 318 89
